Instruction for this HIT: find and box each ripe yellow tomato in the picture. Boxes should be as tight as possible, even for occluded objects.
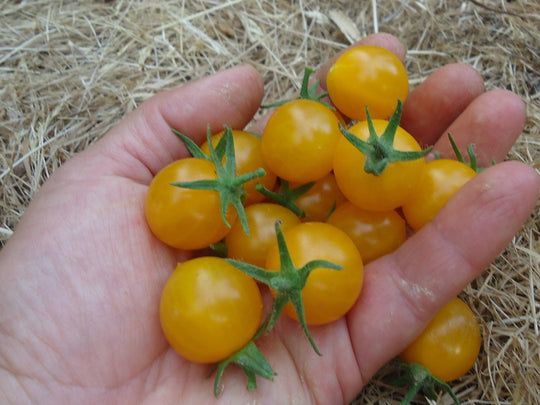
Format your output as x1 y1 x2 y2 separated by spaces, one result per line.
226 203 301 268
265 222 364 325
261 99 341 183
400 297 482 382
327 201 406 263
333 119 426 212
327 45 408 121
145 158 236 250
402 159 477 230
201 129 277 206
160 257 263 364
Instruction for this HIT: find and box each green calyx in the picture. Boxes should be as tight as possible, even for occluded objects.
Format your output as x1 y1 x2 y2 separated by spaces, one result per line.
254 180 315 218
171 126 266 236
226 221 343 355
262 67 333 109
392 361 460 405
446 133 491 173
213 339 275 397
339 100 432 176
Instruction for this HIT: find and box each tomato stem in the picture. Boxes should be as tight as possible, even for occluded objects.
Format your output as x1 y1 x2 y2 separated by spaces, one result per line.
226 221 342 355
171 126 266 235
447 133 486 173
213 340 275 397
254 180 315 218
339 100 432 176
392 361 461 405
261 67 333 109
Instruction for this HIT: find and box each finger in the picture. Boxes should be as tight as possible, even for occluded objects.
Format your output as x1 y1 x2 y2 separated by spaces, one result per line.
86 64 264 181
400 63 485 146
346 161 540 384
430 89 526 166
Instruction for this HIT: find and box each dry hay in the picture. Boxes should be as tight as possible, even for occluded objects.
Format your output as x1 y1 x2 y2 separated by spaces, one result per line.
1 0 539 403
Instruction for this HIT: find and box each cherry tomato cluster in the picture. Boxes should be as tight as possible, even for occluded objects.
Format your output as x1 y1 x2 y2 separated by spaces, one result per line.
145 45 482 400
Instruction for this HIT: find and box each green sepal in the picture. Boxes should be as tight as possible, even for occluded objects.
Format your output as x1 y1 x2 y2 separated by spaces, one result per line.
171 126 266 235
254 180 315 218
339 100 432 176
213 340 275 397
172 128 211 160
391 361 460 405
447 133 488 173
226 221 343 355
261 67 333 109
209 240 228 257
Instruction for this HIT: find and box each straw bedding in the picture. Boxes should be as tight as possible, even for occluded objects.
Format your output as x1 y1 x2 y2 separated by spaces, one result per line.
1 0 539 403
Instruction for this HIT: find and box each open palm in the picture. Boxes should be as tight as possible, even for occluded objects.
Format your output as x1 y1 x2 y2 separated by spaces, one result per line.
1 34 538 405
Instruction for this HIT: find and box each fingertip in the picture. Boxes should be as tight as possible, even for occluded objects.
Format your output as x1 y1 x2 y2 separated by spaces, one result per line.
401 63 485 145
354 32 407 61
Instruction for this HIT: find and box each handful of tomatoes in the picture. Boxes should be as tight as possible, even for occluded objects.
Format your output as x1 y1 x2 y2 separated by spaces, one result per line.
145 45 481 402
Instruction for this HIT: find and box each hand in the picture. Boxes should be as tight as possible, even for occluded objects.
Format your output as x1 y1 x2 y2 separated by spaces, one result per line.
0 33 538 405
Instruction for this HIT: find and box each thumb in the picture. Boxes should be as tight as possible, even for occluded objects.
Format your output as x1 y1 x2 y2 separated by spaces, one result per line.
55 64 264 184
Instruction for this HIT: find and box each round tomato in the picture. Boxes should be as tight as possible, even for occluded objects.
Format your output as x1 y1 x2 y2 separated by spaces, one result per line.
160 257 263 364
399 297 482 382
261 99 341 183
333 119 426 212
291 172 347 222
201 129 277 206
145 158 236 250
402 159 477 230
226 203 301 268
265 222 364 325
327 201 406 264
326 45 408 121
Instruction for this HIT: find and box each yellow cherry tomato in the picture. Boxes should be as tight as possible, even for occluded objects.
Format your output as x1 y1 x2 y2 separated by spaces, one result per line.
402 159 477 230
327 45 409 121
327 201 406 263
400 297 482 382
145 158 236 250
265 222 364 325
160 257 263 364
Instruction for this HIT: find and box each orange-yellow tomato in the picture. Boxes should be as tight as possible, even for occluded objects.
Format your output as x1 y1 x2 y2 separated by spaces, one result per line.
333 119 426 212
201 130 277 206
226 203 301 268
402 159 477 230
261 99 341 183
327 201 406 264
291 173 347 222
145 158 236 250
327 45 409 121
400 297 482 382
160 257 263 364
265 222 364 325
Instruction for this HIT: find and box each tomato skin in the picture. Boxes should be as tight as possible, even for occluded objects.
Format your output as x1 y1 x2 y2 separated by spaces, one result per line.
327 201 406 264
291 173 347 222
261 99 341 183
226 203 301 268
201 130 277 206
333 119 426 212
402 159 477 230
400 297 482 382
326 45 408 121
160 257 263 364
265 222 364 325
145 158 236 250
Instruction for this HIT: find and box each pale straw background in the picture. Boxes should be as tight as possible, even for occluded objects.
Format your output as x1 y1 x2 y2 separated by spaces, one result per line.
1 1 539 403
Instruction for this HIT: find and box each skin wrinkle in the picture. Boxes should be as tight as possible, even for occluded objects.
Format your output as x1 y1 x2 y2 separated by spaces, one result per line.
336 316 365 403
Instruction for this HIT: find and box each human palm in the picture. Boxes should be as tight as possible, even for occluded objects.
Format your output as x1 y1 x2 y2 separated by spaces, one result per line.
1 34 538 405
